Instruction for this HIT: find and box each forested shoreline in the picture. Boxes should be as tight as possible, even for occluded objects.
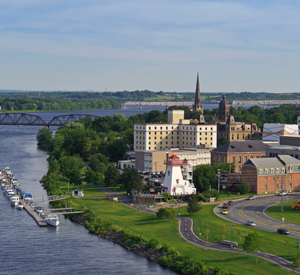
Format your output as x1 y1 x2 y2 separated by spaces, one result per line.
1 90 300 104
0 97 120 112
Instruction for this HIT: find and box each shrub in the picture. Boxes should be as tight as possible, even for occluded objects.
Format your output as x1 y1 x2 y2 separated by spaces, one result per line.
197 193 207 202
160 244 170 253
146 238 159 250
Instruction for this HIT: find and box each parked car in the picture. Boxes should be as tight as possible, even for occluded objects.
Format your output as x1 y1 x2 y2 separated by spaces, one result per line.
247 196 255 200
228 201 234 205
278 190 288 196
222 209 228 215
223 203 229 209
245 221 256 226
277 228 290 235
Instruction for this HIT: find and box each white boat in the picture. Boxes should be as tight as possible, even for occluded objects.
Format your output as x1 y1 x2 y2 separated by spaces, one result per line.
16 203 24 210
10 196 19 206
45 214 60 227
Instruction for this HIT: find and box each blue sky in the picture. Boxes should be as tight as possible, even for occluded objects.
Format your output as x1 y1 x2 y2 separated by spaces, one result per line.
0 0 300 92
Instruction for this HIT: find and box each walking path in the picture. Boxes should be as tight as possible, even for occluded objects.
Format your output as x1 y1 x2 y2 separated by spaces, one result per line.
96 185 298 273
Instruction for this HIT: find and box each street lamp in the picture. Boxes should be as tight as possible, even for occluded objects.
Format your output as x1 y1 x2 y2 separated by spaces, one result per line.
60 175 70 193
199 217 201 235
231 227 233 247
178 199 181 215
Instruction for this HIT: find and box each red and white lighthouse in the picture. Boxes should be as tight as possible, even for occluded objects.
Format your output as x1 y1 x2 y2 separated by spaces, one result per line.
162 155 196 196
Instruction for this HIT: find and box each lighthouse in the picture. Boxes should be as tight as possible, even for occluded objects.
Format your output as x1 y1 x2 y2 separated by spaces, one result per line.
162 155 196 196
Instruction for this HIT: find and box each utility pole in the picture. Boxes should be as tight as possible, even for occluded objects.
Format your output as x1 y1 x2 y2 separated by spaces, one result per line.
217 169 221 192
281 176 285 212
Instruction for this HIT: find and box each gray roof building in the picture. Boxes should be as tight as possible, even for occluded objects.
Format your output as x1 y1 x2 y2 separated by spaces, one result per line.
211 140 268 154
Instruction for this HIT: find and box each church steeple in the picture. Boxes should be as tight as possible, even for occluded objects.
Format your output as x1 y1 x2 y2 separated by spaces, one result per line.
193 73 203 113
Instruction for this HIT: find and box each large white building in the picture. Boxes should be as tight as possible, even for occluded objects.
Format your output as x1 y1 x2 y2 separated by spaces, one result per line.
262 123 299 142
134 110 217 152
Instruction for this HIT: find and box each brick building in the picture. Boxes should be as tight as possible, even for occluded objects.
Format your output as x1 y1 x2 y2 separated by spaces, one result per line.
227 155 300 194
211 140 268 172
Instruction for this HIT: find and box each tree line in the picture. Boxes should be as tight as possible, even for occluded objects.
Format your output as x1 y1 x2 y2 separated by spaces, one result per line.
0 97 120 112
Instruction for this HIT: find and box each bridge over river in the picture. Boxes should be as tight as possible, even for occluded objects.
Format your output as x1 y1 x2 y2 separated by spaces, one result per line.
0 113 99 127
122 99 300 109
232 99 300 107
121 101 194 109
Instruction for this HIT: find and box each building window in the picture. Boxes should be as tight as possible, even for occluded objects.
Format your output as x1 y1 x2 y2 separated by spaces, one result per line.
238 157 241 163
232 157 235 163
244 156 247 162
265 177 268 182
273 177 275 181
290 183 292 189
276 184 278 189
237 134 239 139
265 184 268 191
265 169 268 174
290 175 292 180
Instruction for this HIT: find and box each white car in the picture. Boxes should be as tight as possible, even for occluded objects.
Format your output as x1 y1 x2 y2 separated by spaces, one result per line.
278 190 288 196
245 221 256 227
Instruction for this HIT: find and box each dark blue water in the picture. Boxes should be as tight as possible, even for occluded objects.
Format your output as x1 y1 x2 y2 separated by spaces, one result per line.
0 105 177 275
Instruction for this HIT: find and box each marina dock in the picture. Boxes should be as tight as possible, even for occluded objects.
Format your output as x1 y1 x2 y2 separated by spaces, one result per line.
23 203 48 227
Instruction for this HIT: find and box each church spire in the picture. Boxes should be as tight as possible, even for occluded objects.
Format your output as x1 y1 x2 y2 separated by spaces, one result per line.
193 73 203 113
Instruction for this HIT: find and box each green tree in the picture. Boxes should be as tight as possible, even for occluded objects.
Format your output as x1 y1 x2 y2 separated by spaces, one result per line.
217 136 228 147
37 128 52 150
156 207 178 221
187 194 202 215
104 165 120 187
163 192 170 202
106 139 127 161
119 167 142 193
85 167 97 185
89 156 106 173
60 155 85 185
240 180 250 194
242 232 261 258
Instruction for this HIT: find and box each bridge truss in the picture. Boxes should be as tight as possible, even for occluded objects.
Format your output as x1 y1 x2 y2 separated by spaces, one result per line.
0 113 99 127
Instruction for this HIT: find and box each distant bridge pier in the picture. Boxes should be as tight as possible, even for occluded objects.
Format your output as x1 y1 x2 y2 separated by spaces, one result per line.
139 102 142 109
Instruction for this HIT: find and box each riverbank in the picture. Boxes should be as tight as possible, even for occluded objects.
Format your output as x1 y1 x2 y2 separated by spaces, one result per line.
59 194 292 275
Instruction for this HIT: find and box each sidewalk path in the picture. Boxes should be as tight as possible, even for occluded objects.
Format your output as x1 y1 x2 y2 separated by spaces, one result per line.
95 185 298 273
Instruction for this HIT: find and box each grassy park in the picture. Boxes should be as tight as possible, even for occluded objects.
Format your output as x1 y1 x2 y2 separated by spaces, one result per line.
71 195 295 275
267 199 300 225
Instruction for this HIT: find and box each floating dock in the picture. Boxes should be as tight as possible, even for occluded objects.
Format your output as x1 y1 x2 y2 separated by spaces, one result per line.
23 203 48 227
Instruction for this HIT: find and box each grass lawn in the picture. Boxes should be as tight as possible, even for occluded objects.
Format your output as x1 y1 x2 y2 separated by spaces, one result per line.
266 199 300 225
187 204 299 263
219 190 253 200
107 185 127 195
72 197 294 275
58 179 106 197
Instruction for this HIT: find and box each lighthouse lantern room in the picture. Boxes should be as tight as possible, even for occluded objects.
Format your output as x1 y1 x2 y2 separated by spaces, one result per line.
162 155 196 196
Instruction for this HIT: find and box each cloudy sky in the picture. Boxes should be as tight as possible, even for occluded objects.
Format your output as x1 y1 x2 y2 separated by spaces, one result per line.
0 0 300 93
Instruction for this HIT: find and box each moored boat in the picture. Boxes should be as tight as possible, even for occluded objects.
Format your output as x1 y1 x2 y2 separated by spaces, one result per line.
45 213 60 227
10 196 19 206
16 203 24 210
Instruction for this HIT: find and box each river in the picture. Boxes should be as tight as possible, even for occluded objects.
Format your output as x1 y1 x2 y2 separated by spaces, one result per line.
0 105 179 275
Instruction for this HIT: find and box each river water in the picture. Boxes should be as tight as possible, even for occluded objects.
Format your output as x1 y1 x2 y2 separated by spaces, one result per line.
0 105 179 275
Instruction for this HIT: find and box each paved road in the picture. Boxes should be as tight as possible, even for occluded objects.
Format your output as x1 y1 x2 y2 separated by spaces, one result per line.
96 186 298 273
215 194 300 239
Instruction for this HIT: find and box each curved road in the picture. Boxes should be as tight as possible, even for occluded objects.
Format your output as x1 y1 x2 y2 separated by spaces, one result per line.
215 194 300 239
96 185 299 273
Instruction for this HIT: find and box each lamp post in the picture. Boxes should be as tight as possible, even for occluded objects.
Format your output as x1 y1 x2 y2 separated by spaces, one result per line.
297 239 299 259
60 176 70 193
231 227 233 247
178 199 181 215
199 217 201 235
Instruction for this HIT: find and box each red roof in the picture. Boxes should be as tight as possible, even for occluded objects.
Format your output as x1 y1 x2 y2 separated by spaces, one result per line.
169 155 180 160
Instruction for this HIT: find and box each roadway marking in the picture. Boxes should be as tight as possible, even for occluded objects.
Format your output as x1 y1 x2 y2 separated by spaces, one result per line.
187 233 189 236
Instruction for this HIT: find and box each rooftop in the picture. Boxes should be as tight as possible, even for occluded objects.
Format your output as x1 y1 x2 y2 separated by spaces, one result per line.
212 140 268 154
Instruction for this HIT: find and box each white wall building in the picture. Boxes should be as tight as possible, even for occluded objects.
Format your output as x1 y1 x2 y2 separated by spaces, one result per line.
262 123 299 142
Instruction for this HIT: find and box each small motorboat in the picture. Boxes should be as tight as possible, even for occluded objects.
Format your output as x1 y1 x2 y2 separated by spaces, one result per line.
35 206 43 214
16 203 24 210
24 193 33 201
10 196 19 206
45 213 60 227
